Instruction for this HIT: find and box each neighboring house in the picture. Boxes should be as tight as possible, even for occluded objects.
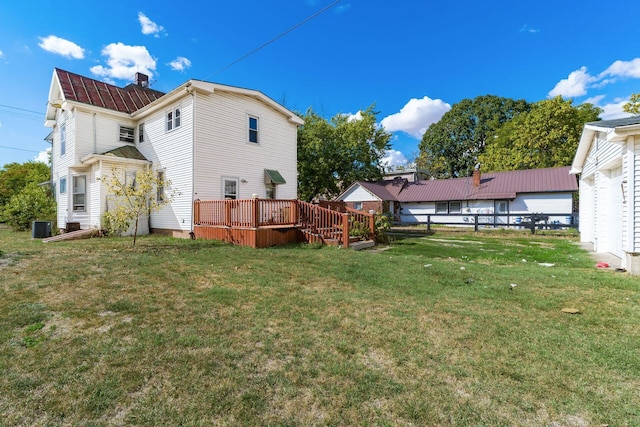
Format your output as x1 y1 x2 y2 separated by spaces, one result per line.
571 116 640 273
45 68 303 237
383 166 430 182
337 166 578 225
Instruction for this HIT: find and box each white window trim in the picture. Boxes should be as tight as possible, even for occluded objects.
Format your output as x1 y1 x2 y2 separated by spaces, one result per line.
72 175 87 212
435 201 448 214
60 123 66 156
138 123 145 143
59 176 67 194
248 114 259 144
223 177 239 200
166 106 182 132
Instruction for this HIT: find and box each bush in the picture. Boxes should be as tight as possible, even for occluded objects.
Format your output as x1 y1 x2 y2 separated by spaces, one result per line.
2 183 56 231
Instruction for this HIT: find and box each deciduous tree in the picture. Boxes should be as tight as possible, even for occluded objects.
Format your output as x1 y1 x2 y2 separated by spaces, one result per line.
0 161 50 207
479 97 601 171
623 93 640 116
297 105 391 201
99 167 178 247
418 95 530 178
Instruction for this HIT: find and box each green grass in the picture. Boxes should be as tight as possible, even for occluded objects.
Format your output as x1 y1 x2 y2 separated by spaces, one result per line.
0 229 639 426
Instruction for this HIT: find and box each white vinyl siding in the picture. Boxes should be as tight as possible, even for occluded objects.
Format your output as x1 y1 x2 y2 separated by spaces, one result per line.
137 99 193 232
340 185 380 203
193 90 298 201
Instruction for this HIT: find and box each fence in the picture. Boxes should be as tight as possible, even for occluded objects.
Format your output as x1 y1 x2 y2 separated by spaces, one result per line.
396 212 578 234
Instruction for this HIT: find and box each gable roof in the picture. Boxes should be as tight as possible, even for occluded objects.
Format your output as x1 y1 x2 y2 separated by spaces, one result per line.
339 166 577 203
47 68 303 127
54 68 165 113
572 116 640 174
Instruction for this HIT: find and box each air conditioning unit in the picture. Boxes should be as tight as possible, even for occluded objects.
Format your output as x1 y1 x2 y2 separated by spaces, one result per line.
32 221 52 238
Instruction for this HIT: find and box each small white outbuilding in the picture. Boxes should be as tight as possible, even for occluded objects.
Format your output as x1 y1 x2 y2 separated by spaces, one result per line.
571 116 640 273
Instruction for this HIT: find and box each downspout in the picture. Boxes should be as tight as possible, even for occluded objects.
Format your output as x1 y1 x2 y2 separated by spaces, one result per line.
93 112 97 153
627 135 636 254
187 83 196 237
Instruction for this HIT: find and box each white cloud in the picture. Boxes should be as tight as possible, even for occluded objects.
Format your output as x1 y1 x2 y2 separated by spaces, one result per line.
34 148 51 164
346 111 363 122
168 56 192 71
599 100 632 120
600 58 640 79
519 24 539 34
138 12 165 37
380 96 451 139
382 149 408 169
90 42 156 82
38 35 85 59
548 66 596 98
0 50 4 58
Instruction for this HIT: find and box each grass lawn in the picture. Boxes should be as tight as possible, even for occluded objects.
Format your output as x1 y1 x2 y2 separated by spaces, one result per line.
1 229 639 426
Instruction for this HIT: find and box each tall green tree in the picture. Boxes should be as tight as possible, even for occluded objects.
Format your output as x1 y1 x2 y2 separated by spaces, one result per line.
297 105 391 201
0 161 50 207
479 96 602 171
418 95 530 178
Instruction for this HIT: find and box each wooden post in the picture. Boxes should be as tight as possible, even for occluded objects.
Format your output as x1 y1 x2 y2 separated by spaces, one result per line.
290 200 298 225
368 212 375 237
342 213 350 248
474 214 479 232
193 200 200 225
252 198 260 228
427 215 431 232
225 201 232 227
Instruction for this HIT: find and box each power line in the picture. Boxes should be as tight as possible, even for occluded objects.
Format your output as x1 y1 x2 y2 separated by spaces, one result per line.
0 104 43 116
0 144 42 154
203 0 341 80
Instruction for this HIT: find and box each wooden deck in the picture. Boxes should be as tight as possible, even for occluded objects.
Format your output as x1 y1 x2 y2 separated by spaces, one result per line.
193 199 375 248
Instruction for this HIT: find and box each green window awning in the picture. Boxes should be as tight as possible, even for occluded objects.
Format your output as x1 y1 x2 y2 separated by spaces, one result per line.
264 169 286 185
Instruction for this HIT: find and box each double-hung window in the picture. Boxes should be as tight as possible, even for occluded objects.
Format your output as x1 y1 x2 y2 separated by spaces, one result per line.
167 107 181 131
223 178 238 200
72 175 86 212
138 123 145 143
248 115 259 143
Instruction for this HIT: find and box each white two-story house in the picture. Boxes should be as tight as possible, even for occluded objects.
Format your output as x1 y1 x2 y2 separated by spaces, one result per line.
45 68 303 237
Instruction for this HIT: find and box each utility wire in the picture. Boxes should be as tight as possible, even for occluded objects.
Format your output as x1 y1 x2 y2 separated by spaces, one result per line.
0 104 43 116
203 0 341 80
0 144 42 153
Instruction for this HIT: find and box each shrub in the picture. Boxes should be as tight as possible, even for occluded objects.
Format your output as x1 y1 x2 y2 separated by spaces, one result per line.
2 183 56 231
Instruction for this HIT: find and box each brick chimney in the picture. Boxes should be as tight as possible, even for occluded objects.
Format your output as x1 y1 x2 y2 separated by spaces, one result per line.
473 169 481 187
135 72 149 88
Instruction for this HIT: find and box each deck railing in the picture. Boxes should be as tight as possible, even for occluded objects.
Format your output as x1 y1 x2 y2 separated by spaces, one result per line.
193 199 376 248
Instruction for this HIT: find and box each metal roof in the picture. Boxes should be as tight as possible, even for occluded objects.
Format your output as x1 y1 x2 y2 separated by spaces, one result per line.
343 166 577 202
55 68 165 113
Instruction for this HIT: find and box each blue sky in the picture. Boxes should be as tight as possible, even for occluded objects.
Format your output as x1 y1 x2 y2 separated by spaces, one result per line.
2 0 640 169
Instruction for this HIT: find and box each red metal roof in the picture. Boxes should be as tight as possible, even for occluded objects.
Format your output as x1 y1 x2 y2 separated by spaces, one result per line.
348 166 577 202
55 68 165 113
